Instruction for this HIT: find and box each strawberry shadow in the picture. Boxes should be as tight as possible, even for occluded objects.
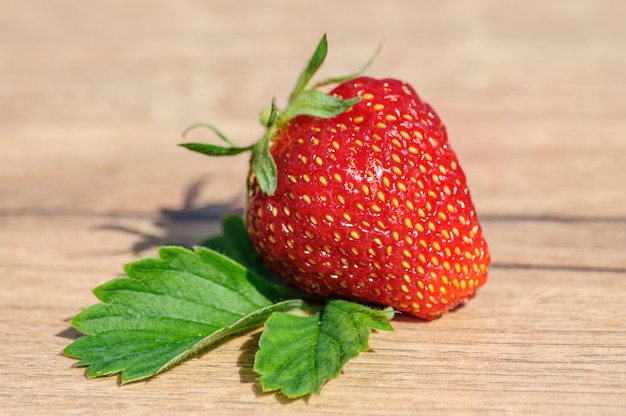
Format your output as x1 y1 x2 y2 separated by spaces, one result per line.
99 176 243 253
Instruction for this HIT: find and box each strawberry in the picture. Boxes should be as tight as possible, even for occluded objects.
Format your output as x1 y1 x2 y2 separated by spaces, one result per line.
183 35 489 319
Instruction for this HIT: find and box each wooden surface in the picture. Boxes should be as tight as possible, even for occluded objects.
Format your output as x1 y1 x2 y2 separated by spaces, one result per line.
2 1 625 414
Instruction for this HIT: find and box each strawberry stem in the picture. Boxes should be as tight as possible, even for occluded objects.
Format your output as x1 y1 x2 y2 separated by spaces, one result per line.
181 34 382 196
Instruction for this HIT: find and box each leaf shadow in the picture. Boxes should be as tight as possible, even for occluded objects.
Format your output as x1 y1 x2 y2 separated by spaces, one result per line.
99 176 244 253
56 326 83 341
237 332 261 386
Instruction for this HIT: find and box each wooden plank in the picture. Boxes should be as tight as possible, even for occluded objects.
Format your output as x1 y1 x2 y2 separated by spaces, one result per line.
2 0 625 414
3 210 625 414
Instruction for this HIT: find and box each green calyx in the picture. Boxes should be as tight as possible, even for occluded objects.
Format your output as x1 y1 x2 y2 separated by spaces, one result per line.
180 34 381 195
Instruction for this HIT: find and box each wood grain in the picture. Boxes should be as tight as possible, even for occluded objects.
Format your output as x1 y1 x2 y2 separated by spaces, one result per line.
1 1 625 414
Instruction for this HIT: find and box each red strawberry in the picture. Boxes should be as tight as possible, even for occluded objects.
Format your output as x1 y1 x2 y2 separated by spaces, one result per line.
185 35 489 319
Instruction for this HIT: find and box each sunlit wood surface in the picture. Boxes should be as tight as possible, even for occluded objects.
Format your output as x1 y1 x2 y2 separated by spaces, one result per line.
2 1 625 414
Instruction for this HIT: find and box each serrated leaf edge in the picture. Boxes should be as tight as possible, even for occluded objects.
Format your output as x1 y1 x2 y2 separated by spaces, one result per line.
254 299 394 398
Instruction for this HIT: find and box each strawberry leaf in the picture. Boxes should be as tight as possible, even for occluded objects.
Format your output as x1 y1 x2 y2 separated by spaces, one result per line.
289 34 328 103
266 98 280 127
63 246 300 383
180 122 253 156
280 89 360 122
64 230 394 394
182 122 238 146
254 299 394 398
180 142 253 157
252 132 278 195
312 40 383 89
202 215 283 285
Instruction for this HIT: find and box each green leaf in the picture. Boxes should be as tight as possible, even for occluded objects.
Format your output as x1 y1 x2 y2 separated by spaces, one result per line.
289 34 328 103
260 99 280 128
281 89 360 122
266 98 280 127
63 246 299 383
182 122 238 146
179 142 253 157
312 40 384 88
254 299 394 398
202 215 282 285
202 216 320 301
251 133 278 195
180 122 252 156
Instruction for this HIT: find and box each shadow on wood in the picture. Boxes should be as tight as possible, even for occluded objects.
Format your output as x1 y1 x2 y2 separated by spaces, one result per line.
99 177 244 253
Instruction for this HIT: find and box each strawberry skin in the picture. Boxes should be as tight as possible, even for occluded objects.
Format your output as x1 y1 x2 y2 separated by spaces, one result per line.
246 76 490 319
